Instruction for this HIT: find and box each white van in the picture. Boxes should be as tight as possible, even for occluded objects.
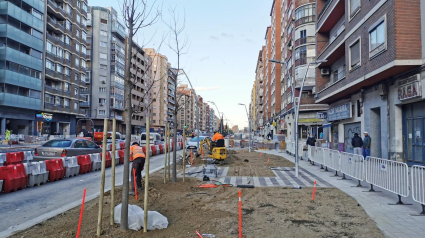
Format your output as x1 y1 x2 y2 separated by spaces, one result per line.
139 132 162 145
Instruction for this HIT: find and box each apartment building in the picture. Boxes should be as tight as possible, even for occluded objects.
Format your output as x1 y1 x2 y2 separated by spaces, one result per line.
205 103 210 132
209 108 215 132
198 95 204 131
43 0 88 135
270 0 282 122
255 49 265 131
167 68 177 129
122 40 149 134
144 48 168 132
82 6 126 133
177 84 193 131
0 0 45 135
264 27 272 122
315 0 425 164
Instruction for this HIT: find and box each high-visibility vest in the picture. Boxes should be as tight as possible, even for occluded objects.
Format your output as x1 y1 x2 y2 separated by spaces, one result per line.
130 145 145 161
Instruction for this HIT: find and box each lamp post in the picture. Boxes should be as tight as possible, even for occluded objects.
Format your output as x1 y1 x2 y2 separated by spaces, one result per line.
269 59 327 178
181 70 201 152
238 103 252 153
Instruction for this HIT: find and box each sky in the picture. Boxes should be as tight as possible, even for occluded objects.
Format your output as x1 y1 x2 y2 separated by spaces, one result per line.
89 0 272 129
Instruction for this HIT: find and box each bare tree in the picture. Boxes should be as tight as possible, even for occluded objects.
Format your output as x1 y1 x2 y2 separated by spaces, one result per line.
165 6 189 182
120 0 160 230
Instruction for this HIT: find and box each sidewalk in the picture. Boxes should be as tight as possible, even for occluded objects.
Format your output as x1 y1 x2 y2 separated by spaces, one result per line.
259 149 425 238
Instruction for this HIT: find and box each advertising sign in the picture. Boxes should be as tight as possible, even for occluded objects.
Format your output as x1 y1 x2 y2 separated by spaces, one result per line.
327 102 351 121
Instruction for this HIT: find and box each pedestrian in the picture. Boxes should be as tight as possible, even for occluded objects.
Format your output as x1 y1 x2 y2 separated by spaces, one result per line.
319 131 323 139
363 132 371 157
306 133 316 147
129 142 146 195
351 133 363 155
267 132 272 140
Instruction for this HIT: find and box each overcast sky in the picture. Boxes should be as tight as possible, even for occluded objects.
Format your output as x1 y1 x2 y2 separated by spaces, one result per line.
89 0 272 129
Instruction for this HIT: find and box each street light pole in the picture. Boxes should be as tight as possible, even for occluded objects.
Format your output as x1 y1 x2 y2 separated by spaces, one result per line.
238 103 251 153
269 59 327 178
181 70 201 151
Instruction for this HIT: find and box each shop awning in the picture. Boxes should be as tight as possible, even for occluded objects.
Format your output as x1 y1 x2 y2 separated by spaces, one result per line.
323 123 332 128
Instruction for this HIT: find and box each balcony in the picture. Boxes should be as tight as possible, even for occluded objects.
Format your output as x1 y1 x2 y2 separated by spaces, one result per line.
295 0 315 8
259 106 263 113
80 101 90 107
168 105 176 111
259 89 264 96
317 0 345 33
112 21 126 40
294 15 315 28
295 77 315 89
295 57 315 67
294 36 315 48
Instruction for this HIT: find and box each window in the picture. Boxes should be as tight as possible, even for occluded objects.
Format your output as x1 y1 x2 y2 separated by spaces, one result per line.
65 20 72 31
100 41 108 47
64 82 70 91
99 98 106 104
76 15 81 24
46 41 56 55
98 110 106 115
100 53 107 59
81 60 86 69
65 51 71 61
65 67 71 76
81 74 86 82
30 49 42 59
82 46 86 55
101 19 108 25
77 1 81 8
82 3 87 12
55 96 61 105
32 9 43 20
76 30 80 38
45 94 54 103
64 35 71 45
74 102 78 110
64 98 70 107
75 57 80 66
82 17 86 26
349 39 361 70
57 48 63 58
100 64 107 70
369 19 386 57
46 59 54 70
295 4 315 20
29 90 41 99
75 43 80 52
99 87 106 92
32 29 43 40
100 30 107 36
349 0 360 18
300 29 306 39
56 64 63 73
74 87 78 95
82 31 87 41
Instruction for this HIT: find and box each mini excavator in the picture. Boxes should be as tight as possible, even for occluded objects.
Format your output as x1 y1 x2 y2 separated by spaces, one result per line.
198 137 227 164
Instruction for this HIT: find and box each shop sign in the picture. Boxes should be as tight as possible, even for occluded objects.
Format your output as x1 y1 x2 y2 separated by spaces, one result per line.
398 82 421 101
36 113 53 121
327 102 351 121
317 112 327 119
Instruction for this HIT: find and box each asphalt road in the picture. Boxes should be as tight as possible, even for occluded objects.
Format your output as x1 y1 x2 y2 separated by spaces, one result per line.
0 150 182 237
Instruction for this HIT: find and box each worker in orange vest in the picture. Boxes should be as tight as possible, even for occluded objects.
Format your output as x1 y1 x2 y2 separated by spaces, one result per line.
129 142 146 195
211 131 224 150
212 131 224 141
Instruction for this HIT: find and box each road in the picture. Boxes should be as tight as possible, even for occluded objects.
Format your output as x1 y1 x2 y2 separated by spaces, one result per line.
0 151 182 237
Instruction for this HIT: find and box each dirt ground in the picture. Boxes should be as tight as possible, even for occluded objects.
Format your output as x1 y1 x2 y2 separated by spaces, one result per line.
11 172 383 238
187 150 294 177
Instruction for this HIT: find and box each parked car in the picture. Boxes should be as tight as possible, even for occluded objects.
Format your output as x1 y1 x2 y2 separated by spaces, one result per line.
139 132 162 145
33 139 102 161
106 131 125 143
186 136 210 151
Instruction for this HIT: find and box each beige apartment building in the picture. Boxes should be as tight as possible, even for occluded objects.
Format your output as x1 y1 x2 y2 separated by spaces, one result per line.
144 48 168 132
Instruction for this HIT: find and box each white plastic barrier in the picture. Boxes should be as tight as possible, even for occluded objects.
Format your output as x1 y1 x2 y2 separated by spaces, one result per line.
286 141 295 155
109 151 119 165
340 152 365 182
365 156 409 198
312 147 324 166
23 151 34 162
307 146 315 161
323 149 340 173
89 153 102 172
61 157 80 177
411 165 425 206
23 161 49 187
0 153 6 165
155 145 160 154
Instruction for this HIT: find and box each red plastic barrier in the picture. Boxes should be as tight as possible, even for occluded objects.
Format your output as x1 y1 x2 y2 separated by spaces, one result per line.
150 145 156 156
45 159 65 182
100 152 112 168
119 142 125 149
76 155 92 174
118 150 125 164
5 152 25 166
158 144 164 154
0 164 27 193
171 143 174 151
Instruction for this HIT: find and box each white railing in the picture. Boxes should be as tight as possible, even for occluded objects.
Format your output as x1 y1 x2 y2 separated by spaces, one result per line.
340 152 365 182
312 147 324 166
411 165 425 205
365 156 409 198
286 141 295 155
323 149 341 174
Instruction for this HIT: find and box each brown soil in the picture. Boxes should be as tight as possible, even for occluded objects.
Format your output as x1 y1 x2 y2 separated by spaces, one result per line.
11 172 383 238
225 151 294 177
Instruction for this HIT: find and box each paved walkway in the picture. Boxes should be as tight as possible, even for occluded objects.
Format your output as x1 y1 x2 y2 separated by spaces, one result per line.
260 150 425 238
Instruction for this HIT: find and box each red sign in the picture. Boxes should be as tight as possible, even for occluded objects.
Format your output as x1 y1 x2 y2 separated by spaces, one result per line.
398 82 421 101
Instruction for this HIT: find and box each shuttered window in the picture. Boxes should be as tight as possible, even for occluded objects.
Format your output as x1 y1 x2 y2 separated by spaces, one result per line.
350 40 360 69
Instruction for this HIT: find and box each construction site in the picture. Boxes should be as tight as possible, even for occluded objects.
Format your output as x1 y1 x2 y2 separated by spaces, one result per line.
7 149 385 238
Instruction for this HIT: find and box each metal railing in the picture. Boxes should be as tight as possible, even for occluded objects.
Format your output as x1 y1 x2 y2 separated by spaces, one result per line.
317 0 332 21
295 57 315 67
294 15 315 28
294 36 315 48
340 152 365 182
365 156 410 198
411 165 425 206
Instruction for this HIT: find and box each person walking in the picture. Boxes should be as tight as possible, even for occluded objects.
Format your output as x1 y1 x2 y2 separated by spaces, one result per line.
351 133 363 155
129 142 146 195
363 132 371 158
306 133 316 147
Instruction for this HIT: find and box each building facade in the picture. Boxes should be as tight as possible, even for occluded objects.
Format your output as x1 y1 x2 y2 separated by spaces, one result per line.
0 0 45 135
167 68 177 129
315 0 425 165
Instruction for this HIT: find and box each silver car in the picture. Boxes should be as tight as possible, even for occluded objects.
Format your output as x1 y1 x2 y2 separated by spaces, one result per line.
34 139 102 161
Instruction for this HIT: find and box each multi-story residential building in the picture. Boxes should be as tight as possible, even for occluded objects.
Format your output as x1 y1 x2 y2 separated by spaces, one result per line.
214 114 219 132
123 40 149 135
315 0 425 164
43 0 89 135
255 49 265 132
205 103 210 132
144 48 168 132
209 108 215 132
270 0 282 123
264 27 272 123
167 68 177 129
83 6 126 132
198 95 204 131
0 0 45 135
177 84 193 132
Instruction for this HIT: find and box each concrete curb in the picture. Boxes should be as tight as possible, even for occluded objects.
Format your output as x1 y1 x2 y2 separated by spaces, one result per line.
0 165 166 238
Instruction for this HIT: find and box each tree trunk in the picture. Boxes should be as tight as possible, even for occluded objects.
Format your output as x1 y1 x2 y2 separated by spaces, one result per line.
121 23 134 231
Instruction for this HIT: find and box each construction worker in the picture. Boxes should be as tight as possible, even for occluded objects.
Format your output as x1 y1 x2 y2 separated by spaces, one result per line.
211 131 224 150
212 131 224 141
129 142 146 195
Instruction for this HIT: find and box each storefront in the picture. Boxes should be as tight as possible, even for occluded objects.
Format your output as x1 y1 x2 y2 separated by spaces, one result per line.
0 106 37 135
35 112 76 136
